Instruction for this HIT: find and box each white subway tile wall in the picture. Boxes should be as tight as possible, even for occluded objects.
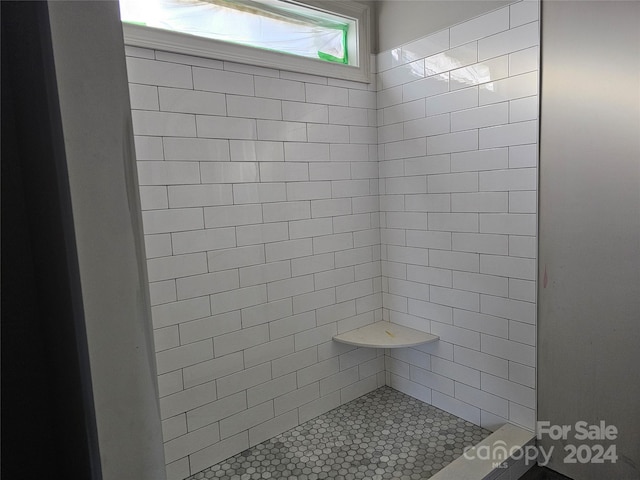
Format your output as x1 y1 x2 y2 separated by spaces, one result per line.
127 2 539 478
127 46 384 479
376 0 538 437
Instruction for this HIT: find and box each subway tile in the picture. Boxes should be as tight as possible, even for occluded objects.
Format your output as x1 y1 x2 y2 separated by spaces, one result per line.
241 298 293 329
156 51 223 69
270 311 317 340
125 45 155 59
272 348 318 378
216 363 272 399
244 337 295 369
176 270 239 300
511 0 539 28
481 335 535 367
204 204 262 228
147 252 208 282
509 191 537 214
207 244 265 272
478 22 539 61
159 87 226 115
480 372 535 408
450 8 510 47
509 320 536 347
310 163 351 181
451 192 508 213
509 144 537 168
130 84 159 110
295 323 337 351
219 402 274 439
378 60 425 90
227 95 282 120
451 103 509 132
305 83 349 106
236 222 289 247
453 271 508 296
406 265 452 288
275 383 320 416
255 76 305 101
451 148 509 172
132 110 196 137
480 254 535 280
410 365 454 397
291 253 335 277
200 162 259 183
134 136 164 160
186 391 246 431
267 274 315 301
188 433 249 476
209 283 267 314
162 414 187 442
429 250 479 273
450 56 509 91
287 181 332 201
451 233 508 255
224 60 279 78
510 95 539 122
307 124 350 144
480 72 538 105
282 101 329 123
233 183 287 204
329 105 370 126
427 131 479 155
179 311 242 344
193 67 254 95
259 163 309 183
426 87 478 117
509 46 539 76
126 57 193 88
428 212 478 232
138 161 200 186
427 172 478 193
454 345 508 378
145 233 173 258
196 116 257 140
404 154 451 176
509 278 536 303
330 144 371 162
163 138 230 161
404 114 451 140
183 352 244 389
257 120 307 142
456 382 508 418
403 30 450 61
424 43 477 77
168 184 233 208
164 423 220 464
479 213 536 235
453 308 508 338
249 410 299 447
430 286 480 312
139 186 168 211
159 380 217 420
481 294 535 324
158 370 184 398
265 238 313 261
171 227 236 255
299 391 341 424
152 296 211 329
149 280 177 306
230 140 284 162
284 142 330 162
154 326 180 352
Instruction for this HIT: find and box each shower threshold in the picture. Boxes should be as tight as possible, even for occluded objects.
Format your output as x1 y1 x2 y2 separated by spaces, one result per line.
186 386 492 480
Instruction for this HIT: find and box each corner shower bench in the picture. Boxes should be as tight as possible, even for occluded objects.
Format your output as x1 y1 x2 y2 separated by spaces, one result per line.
332 321 439 348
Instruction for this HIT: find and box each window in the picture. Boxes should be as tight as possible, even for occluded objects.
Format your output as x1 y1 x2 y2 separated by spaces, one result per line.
120 0 370 82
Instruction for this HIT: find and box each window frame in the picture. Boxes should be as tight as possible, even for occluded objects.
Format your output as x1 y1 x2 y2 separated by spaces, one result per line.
121 0 371 83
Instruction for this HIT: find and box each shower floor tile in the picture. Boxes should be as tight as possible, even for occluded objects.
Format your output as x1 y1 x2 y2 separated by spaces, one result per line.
187 386 491 480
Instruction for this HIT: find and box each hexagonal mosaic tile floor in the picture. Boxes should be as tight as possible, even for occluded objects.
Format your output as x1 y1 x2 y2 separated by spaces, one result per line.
188 386 490 480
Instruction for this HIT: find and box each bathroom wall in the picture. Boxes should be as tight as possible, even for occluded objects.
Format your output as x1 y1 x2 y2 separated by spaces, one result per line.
376 0 539 432
46 2 167 479
538 1 640 478
126 48 384 478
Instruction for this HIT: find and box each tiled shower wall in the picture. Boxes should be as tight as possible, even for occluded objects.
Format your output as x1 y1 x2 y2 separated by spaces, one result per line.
126 49 384 479
126 0 539 478
377 1 539 433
